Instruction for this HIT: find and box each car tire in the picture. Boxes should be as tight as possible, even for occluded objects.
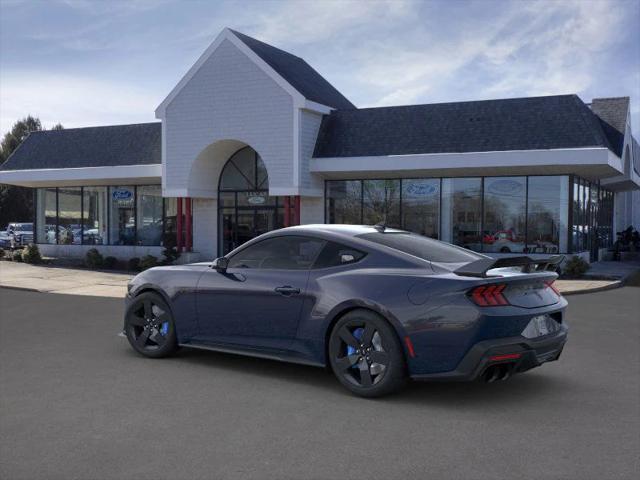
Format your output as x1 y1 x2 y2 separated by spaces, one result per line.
329 309 407 397
125 291 178 358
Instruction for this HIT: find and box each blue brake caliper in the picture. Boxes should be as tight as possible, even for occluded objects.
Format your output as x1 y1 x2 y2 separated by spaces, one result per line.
347 328 364 368
160 322 169 336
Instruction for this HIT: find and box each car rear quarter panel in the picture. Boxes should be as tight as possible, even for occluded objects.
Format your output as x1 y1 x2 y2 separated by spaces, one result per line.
298 264 566 376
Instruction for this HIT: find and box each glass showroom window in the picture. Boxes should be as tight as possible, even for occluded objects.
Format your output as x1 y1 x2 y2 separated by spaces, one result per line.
326 180 362 224
599 190 614 248
57 187 82 245
164 197 177 246
83 187 107 245
136 185 163 246
402 179 439 238
109 186 136 245
482 177 526 253
36 188 57 244
441 178 482 250
526 176 569 253
362 179 400 227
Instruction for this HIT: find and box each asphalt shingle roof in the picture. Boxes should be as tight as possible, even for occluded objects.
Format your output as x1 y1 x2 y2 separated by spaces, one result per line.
0 123 161 171
230 29 355 110
313 94 616 158
590 97 629 157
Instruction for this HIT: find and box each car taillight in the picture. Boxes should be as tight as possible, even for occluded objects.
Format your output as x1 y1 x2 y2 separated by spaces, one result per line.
469 284 509 306
545 280 561 296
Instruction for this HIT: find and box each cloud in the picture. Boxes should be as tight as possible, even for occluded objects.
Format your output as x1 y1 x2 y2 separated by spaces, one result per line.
248 0 412 46
345 0 629 107
0 0 637 136
0 72 158 132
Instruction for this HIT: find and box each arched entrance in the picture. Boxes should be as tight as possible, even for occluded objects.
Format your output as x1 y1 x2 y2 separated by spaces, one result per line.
218 146 283 254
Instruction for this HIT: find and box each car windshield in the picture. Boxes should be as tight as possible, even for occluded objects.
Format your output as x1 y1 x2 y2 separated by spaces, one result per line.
12 224 32 231
357 232 484 263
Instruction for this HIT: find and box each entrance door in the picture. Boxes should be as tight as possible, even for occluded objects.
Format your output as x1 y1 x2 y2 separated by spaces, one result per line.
221 208 279 254
217 146 283 255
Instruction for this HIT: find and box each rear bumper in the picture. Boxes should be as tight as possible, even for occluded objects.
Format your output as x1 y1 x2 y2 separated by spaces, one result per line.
411 324 567 382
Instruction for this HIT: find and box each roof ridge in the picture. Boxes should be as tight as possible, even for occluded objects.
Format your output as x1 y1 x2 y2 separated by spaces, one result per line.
228 29 304 61
30 122 161 134
570 95 612 151
349 94 579 112
592 96 630 101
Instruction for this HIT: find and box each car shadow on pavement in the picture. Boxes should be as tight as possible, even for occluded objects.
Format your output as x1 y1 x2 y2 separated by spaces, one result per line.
155 346 569 406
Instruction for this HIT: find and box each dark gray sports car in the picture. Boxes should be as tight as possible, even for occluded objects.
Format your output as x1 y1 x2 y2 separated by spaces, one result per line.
123 224 568 397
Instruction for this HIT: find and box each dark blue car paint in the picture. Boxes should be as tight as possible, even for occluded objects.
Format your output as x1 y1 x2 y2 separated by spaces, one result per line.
125 225 568 379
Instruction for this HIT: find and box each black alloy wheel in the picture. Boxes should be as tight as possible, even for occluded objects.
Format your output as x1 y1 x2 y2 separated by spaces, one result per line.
329 309 406 397
125 292 178 358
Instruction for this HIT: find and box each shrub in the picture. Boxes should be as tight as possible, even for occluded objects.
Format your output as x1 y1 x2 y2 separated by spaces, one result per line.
128 257 140 272
161 232 180 265
85 248 104 269
12 250 23 262
139 255 158 271
0 249 5 259
103 256 118 269
21 244 42 264
564 255 589 277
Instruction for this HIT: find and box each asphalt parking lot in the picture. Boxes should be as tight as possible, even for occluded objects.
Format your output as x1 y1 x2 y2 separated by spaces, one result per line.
1 287 638 480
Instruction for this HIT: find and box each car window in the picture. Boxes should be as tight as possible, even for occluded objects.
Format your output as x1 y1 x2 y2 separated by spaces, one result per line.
227 236 325 270
356 232 484 263
313 241 366 269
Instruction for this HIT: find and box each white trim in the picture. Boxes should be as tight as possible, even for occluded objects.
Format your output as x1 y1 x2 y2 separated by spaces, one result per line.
293 107 300 187
161 121 167 191
156 28 307 118
302 100 333 114
310 147 621 176
0 164 161 187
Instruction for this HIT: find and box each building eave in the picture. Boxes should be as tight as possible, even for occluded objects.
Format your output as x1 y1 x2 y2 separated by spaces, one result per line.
310 147 623 182
0 164 162 188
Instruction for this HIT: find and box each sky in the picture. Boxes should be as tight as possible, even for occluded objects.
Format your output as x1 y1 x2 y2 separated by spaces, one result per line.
1 0 639 136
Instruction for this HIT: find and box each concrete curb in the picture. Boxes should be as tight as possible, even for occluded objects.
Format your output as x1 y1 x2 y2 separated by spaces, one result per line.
0 285 41 294
560 280 623 296
0 284 126 298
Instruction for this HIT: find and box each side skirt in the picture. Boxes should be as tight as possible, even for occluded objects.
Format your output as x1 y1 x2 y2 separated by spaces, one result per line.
178 341 326 368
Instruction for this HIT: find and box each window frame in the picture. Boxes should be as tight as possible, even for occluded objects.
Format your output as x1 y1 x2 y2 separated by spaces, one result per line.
35 184 169 247
311 240 367 270
226 234 327 271
325 174 582 254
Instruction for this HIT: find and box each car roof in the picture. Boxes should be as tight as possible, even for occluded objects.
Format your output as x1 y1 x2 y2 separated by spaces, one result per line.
279 224 407 237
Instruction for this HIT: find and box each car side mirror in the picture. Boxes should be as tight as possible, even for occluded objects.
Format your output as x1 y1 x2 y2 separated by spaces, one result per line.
212 257 229 273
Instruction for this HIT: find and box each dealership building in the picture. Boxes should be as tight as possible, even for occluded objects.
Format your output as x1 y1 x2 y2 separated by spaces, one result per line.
1 28 638 263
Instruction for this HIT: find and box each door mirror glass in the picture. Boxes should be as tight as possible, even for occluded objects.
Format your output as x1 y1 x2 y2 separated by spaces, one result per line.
212 256 229 273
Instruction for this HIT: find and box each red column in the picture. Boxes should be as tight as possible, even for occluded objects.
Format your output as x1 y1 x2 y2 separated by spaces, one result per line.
176 197 183 253
185 197 192 252
294 195 301 225
284 196 290 227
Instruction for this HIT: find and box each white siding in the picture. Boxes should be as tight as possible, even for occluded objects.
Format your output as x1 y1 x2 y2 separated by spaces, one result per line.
192 198 217 259
298 109 324 195
300 196 325 224
163 39 295 197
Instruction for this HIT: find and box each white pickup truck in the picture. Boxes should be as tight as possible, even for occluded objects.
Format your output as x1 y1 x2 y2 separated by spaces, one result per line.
0 223 34 249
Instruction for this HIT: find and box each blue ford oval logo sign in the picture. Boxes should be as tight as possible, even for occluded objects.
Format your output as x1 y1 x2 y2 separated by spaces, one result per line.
488 179 523 196
405 183 438 197
112 189 133 200
247 195 266 205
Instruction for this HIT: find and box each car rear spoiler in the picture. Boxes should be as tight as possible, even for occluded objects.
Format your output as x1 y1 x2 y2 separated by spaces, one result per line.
454 255 564 278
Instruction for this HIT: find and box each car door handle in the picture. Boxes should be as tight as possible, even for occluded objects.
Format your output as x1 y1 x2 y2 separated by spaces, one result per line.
274 286 300 296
